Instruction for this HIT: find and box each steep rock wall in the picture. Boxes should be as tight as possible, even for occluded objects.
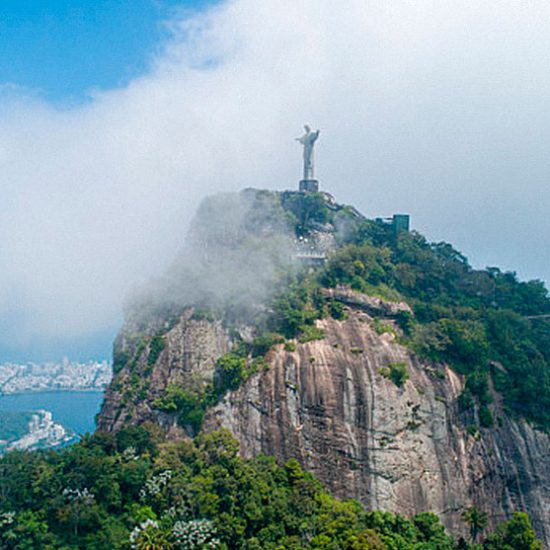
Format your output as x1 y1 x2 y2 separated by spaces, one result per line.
203 309 550 544
97 310 230 434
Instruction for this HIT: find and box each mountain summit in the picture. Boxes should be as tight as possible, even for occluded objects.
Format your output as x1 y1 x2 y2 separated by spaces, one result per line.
97 188 550 545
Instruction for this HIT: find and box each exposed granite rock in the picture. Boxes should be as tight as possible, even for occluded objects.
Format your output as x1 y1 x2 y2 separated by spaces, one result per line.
203 309 550 544
97 274 550 545
322 286 413 317
97 309 230 434
95 189 550 544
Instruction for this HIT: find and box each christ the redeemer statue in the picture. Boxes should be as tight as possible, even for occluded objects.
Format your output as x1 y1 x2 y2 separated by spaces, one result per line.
296 125 320 181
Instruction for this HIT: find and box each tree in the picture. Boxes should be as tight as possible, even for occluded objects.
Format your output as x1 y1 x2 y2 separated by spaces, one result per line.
1 511 52 550
462 506 488 543
116 425 156 455
413 511 453 548
349 528 386 549
173 519 220 548
129 519 173 550
59 487 96 539
484 512 542 550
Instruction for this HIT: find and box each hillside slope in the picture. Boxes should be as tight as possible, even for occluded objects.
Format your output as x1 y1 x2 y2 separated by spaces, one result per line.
204 306 550 543
97 188 550 545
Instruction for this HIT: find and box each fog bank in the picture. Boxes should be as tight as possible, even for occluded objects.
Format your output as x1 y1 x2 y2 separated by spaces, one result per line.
2 0 550 358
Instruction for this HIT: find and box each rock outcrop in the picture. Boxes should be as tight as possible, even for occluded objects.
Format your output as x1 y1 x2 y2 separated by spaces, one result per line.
203 307 550 544
97 309 231 434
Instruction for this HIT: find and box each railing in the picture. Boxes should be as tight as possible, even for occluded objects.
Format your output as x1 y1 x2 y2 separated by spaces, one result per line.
525 314 550 320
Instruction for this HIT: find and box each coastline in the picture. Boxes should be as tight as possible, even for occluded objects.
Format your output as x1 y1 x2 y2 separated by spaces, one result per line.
0 391 104 442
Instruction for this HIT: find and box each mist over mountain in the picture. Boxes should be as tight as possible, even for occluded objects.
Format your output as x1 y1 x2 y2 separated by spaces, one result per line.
3 0 550 361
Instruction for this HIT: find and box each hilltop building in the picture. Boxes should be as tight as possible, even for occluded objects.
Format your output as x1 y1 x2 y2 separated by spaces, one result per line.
375 214 410 235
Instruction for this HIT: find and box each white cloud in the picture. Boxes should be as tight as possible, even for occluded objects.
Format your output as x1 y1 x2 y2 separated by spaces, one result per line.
2 0 550 354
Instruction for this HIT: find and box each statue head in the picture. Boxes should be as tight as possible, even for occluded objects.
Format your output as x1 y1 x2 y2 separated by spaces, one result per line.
304 124 311 133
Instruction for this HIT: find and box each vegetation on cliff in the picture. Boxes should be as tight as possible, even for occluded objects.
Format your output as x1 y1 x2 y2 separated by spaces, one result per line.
114 189 550 434
0 429 542 549
321 228 550 430
262 193 550 431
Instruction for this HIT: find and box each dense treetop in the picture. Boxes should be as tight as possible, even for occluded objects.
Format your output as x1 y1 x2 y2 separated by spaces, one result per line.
0 428 542 549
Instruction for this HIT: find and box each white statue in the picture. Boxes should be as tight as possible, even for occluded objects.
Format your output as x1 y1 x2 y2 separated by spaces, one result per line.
296 124 320 180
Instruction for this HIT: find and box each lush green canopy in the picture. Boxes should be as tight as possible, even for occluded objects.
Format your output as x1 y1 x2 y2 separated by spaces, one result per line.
0 429 542 549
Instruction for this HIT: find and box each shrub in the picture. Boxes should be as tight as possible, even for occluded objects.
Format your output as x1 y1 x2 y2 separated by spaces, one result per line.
327 300 347 320
478 405 494 428
215 353 248 392
280 191 331 235
380 362 409 387
250 333 284 356
466 425 479 437
152 384 206 434
147 336 166 367
372 318 397 337
112 348 129 374
458 389 474 411
412 319 489 372
298 325 325 343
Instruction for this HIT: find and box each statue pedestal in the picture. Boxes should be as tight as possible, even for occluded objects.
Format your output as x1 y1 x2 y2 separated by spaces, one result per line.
299 179 319 193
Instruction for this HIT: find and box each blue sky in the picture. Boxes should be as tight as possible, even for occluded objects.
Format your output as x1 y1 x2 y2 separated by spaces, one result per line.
0 0 213 103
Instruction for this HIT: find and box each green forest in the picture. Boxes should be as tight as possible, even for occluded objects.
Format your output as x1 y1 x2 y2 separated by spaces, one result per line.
0 428 542 549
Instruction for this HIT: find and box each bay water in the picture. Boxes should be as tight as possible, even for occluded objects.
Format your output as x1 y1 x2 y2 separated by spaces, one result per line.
0 391 104 438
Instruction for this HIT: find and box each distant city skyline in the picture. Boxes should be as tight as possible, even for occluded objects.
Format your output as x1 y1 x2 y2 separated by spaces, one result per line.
0 358 112 394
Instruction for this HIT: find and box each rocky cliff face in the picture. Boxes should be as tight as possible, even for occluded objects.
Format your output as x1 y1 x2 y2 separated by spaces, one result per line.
202 306 550 544
97 309 231 435
98 296 550 543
